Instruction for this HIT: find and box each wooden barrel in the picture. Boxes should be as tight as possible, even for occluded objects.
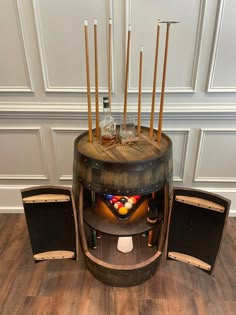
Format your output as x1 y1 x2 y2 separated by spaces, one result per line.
84 249 162 287
73 127 173 196
73 127 173 286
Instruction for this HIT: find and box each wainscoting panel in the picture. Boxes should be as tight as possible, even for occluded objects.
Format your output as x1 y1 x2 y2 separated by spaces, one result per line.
51 128 84 181
164 129 190 181
0 0 32 92
33 0 114 92
0 127 48 180
126 0 205 92
207 0 236 92
194 129 236 182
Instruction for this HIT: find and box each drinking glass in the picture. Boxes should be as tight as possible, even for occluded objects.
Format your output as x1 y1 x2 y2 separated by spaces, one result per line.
120 116 136 139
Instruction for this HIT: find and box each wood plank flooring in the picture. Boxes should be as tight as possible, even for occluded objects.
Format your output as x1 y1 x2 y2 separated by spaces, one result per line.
0 214 235 315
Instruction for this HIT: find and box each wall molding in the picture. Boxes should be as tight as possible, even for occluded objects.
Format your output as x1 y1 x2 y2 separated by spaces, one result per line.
0 0 33 92
164 129 190 182
0 207 23 214
32 0 114 93
0 127 48 180
0 102 236 120
207 0 236 92
194 128 236 182
51 127 86 181
126 0 206 93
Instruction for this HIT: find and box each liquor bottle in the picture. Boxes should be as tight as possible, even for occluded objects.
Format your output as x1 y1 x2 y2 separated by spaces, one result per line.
99 97 116 145
147 198 159 224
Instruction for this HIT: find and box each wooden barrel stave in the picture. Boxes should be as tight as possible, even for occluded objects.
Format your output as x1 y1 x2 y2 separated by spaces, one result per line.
73 129 172 195
85 258 160 287
84 249 161 287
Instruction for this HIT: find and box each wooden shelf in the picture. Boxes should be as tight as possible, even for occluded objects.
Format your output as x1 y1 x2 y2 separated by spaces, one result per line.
83 201 163 236
88 234 158 265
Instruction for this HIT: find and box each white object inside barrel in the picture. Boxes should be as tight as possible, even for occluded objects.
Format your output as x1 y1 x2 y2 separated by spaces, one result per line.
117 236 133 253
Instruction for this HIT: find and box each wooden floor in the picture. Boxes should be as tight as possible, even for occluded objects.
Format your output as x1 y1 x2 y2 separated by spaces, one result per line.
0 214 235 315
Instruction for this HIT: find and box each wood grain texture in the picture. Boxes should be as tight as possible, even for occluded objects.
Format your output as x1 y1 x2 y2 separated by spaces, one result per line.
175 195 225 212
34 250 75 260
0 214 235 315
168 252 211 270
73 128 173 196
22 194 70 203
75 127 169 162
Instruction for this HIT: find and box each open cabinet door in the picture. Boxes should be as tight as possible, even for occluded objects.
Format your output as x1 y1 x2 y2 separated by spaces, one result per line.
21 186 79 262
166 187 230 273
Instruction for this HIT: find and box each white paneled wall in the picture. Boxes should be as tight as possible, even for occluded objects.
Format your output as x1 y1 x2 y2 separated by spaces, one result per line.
164 129 190 182
51 128 84 181
0 0 236 215
33 0 113 92
0 0 32 91
127 0 205 92
0 127 48 180
207 0 236 91
194 129 236 182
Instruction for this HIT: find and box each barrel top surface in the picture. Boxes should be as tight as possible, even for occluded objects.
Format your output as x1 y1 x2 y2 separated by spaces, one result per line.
75 127 171 163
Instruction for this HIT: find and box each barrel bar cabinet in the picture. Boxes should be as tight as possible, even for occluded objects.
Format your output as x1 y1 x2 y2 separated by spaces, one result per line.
73 127 173 286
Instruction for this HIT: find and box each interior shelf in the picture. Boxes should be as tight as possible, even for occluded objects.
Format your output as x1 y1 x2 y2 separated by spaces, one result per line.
87 233 158 266
83 202 164 236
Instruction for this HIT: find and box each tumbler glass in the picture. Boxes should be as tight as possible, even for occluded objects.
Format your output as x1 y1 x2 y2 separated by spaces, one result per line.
120 116 136 139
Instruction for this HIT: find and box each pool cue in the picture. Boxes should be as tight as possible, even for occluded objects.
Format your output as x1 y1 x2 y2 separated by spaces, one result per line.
84 20 93 143
123 24 131 120
148 229 154 247
147 191 156 247
149 21 160 138
137 46 143 135
91 229 97 249
108 18 112 108
96 231 102 239
94 19 99 138
157 21 179 143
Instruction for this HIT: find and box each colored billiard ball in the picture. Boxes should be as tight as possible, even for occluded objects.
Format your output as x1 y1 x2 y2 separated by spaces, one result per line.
111 197 118 204
114 201 123 209
105 194 113 200
124 202 132 209
120 197 128 204
118 207 128 215
128 197 135 204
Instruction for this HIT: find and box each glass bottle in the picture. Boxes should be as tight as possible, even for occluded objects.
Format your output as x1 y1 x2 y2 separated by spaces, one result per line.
99 97 116 146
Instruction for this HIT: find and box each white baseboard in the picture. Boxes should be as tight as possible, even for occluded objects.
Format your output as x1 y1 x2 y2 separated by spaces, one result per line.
0 207 24 213
229 210 236 217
